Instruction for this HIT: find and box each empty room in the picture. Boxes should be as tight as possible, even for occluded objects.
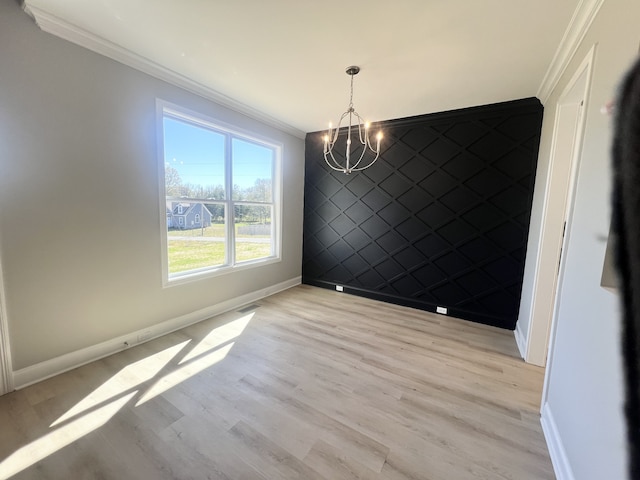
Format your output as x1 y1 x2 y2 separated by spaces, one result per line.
0 0 637 478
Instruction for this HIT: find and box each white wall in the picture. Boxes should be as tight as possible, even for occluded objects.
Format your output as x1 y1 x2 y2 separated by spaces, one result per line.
526 0 639 478
0 0 304 374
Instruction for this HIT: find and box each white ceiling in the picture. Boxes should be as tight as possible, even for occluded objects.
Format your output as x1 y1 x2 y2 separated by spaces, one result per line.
23 0 582 136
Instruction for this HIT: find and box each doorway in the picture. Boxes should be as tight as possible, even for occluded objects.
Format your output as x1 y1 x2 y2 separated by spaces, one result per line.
523 46 595 367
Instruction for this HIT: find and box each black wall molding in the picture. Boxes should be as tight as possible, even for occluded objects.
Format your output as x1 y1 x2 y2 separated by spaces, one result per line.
303 98 543 330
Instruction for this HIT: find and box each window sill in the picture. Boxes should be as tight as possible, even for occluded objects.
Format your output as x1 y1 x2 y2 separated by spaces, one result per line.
162 255 281 288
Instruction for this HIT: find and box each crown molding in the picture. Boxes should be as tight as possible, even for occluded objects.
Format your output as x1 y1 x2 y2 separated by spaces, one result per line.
21 2 306 140
537 0 605 104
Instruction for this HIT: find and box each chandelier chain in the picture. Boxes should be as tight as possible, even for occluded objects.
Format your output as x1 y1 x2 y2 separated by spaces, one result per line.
349 73 354 110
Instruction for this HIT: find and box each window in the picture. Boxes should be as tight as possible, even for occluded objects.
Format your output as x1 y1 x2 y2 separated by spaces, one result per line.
159 103 281 283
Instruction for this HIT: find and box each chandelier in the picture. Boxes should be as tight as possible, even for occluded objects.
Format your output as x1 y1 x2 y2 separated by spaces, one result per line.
323 66 382 174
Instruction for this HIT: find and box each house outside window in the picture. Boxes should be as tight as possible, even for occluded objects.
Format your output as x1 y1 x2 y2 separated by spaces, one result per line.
159 102 281 284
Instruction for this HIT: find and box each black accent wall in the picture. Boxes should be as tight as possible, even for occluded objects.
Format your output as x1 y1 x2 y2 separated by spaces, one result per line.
302 98 543 330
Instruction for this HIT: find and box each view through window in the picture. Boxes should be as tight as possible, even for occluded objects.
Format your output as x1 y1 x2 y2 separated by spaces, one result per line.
161 106 279 281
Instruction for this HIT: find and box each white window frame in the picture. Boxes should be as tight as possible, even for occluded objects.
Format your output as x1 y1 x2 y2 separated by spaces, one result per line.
0 252 13 394
157 100 283 287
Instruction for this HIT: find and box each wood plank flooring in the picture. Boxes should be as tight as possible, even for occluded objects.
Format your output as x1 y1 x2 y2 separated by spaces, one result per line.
0 285 554 479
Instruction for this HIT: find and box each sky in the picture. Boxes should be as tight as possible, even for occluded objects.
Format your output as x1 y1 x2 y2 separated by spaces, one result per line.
163 116 273 190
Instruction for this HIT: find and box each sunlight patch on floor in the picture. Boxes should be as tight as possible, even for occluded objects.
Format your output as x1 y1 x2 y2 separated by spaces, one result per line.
0 391 137 479
137 313 252 405
2 313 255 477
136 342 235 406
50 340 191 428
179 313 253 365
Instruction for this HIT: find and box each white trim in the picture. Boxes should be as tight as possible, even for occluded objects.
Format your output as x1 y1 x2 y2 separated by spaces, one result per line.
525 45 596 368
513 321 527 359
158 100 284 287
537 0 604 104
157 101 171 285
538 47 595 389
524 103 580 367
12 277 301 389
0 252 14 394
541 402 576 480
165 256 283 288
21 3 305 140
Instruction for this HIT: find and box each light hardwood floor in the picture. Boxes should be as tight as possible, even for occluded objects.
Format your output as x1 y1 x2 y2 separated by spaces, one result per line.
0 285 554 479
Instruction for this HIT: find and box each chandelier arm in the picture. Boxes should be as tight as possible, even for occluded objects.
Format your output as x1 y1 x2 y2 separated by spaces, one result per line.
350 110 367 145
324 151 342 169
324 147 347 171
365 129 378 152
324 150 348 172
328 111 351 148
350 150 381 172
350 140 372 171
349 138 378 171
348 145 369 171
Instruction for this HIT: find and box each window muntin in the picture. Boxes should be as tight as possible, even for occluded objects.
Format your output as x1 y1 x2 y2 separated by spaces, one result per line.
160 105 280 283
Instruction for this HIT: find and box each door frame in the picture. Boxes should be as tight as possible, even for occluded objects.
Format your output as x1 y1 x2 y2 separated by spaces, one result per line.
524 46 595 367
0 249 14 395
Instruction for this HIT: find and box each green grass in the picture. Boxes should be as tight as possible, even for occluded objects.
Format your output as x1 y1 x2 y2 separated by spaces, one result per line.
168 238 272 274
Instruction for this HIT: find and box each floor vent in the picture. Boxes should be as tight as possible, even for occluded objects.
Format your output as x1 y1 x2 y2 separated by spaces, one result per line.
237 303 261 313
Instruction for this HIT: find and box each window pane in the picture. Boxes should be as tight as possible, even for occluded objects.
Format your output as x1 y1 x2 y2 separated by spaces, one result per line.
167 202 226 275
232 138 273 202
160 105 280 283
163 116 226 199
235 205 272 262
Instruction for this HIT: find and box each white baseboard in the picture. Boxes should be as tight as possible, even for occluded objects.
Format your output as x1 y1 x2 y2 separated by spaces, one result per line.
541 401 575 480
13 277 300 389
514 321 527 360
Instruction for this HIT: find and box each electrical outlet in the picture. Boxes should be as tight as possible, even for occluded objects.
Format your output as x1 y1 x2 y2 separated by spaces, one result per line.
137 330 153 343
436 306 448 315
336 285 344 292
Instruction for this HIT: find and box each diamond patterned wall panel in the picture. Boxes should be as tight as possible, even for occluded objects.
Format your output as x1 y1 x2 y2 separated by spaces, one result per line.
302 98 543 329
